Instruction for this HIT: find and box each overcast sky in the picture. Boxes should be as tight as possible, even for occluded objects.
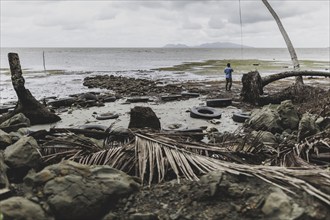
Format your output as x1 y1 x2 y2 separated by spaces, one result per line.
1 0 329 48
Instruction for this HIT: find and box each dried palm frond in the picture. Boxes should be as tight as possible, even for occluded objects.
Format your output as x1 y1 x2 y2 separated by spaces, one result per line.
37 129 330 204
38 131 103 163
271 128 330 167
134 132 330 204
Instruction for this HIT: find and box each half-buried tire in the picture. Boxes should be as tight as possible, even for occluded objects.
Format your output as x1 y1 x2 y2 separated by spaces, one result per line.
206 98 232 107
232 112 251 123
190 106 221 119
96 112 119 120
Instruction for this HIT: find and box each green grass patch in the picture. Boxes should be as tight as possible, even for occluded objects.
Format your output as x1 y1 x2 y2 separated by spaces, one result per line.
153 59 329 76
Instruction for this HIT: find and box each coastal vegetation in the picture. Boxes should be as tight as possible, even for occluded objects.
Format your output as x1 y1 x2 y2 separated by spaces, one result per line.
154 59 329 75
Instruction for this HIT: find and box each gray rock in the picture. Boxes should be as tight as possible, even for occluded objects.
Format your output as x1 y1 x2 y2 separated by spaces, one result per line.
26 160 140 220
0 129 12 149
248 105 283 134
262 189 304 220
4 136 40 169
251 130 278 150
0 151 9 189
79 92 98 100
298 113 319 141
0 196 52 220
0 113 31 127
128 106 161 130
277 100 300 130
199 171 223 196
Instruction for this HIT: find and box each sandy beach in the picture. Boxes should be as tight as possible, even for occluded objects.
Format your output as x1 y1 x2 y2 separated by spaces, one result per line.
30 95 243 135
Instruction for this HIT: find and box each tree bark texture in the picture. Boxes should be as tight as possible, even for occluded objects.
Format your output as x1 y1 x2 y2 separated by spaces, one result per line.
0 53 61 125
241 71 263 104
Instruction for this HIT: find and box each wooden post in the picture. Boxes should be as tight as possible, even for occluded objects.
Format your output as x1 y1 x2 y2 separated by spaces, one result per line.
43 51 46 72
0 53 61 125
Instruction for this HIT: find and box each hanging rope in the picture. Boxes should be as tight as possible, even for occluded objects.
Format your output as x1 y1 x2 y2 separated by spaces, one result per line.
238 0 243 59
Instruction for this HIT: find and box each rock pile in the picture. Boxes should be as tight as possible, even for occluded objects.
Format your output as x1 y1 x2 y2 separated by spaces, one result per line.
1 161 140 220
83 75 183 96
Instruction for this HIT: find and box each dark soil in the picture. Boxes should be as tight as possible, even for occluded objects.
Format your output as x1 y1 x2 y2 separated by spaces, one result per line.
107 173 329 220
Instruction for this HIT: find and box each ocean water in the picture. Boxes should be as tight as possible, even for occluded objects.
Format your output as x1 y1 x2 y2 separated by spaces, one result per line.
0 47 329 104
1 47 329 72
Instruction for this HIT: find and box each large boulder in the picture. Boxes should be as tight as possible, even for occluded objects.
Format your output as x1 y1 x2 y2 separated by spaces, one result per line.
128 106 161 130
0 113 31 132
0 129 12 149
297 113 319 141
262 188 304 220
277 100 300 130
24 160 140 220
0 196 51 220
247 105 283 134
4 136 40 169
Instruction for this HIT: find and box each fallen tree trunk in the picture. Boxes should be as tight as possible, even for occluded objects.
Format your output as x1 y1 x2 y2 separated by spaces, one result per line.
262 70 330 87
241 70 330 104
0 53 61 125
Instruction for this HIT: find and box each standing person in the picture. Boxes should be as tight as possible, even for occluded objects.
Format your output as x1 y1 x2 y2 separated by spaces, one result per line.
224 63 234 91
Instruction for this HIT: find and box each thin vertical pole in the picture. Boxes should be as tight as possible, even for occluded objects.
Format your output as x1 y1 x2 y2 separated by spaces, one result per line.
42 51 46 72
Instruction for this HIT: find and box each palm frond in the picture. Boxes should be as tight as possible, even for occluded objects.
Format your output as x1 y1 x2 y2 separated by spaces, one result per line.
37 129 330 204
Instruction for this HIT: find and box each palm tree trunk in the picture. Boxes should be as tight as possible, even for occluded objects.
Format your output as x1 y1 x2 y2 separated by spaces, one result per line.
262 70 330 87
262 0 303 85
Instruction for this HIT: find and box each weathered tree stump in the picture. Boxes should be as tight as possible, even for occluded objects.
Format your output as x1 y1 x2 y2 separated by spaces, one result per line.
128 106 161 130
241 70 330 105
0 53 61 125
241 71 263 104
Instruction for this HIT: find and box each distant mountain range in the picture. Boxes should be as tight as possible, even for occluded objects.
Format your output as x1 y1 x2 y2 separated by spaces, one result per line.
164 42 252 48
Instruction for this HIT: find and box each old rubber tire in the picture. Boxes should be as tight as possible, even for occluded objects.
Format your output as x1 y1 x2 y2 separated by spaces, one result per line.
206 98 232 107
190 106 222 119
232 112 251 123
103 96 116 103
96 112 119 120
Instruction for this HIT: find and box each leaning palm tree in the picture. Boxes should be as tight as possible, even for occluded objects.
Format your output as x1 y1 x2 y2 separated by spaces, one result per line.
262 0 303 85
240 1 330 104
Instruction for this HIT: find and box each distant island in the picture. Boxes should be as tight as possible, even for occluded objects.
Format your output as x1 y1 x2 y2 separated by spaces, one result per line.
164 42 252 48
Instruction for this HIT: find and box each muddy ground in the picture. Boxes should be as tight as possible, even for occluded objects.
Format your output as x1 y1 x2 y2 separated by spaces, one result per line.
83 74 330 115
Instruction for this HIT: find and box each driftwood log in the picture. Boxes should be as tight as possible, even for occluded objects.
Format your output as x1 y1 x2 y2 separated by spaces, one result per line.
0 53 61 125
241 71 330 105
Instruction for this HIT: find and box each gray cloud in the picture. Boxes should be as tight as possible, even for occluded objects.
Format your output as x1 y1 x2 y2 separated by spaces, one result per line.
1 0 329 48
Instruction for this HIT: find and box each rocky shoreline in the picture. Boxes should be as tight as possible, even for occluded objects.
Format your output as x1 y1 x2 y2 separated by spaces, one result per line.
1 74 330 220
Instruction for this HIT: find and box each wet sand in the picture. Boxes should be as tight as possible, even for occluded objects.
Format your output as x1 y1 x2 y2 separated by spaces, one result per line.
30 96 243 134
